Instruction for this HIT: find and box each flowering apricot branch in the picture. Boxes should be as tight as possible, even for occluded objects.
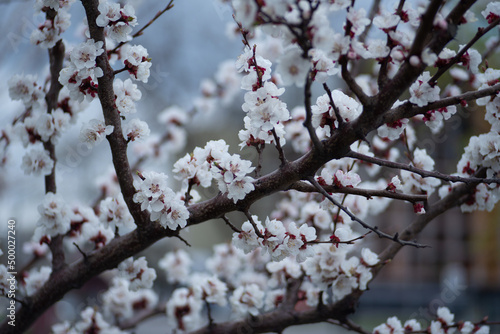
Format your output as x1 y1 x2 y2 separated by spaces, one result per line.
347 151 500 185
288 181 428 203
305 176 427 248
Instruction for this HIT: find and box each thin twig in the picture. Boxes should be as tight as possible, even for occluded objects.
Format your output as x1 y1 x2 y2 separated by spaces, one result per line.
430 17 500 85
110 0 175 54
288 181 428 203
408 0 443 57
271 128 287 166
306 176 428 248
309 232 371 245
339 55 372 106
174 234 191 247
303 72 323 152
73 242 88 261
327 318 371 334
347 151 500 185
254 143 265 178
243 210 265 238
221 215 242 233
322 83 344 130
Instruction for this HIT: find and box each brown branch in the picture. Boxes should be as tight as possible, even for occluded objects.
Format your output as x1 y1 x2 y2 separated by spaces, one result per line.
281 276 303 311
82 0 150 229
271 128 287 166
339 55 371 106
357 0 382 44
408 0 444 57
243 210 265 238
288 181 428 203
188 291 362 334
309 232 370 245
347 151 500 185
373 0 475 115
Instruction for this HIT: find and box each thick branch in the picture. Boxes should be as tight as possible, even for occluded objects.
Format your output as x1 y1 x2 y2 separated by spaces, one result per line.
408 0 444 56
188 291 362 334
373 0 475 114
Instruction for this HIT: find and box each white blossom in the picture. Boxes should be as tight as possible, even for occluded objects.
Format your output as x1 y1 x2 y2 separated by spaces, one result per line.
277 46 310 87
166 288 203 332
8 74 44 109
124 118 150 142
117 257 157 291
70 39 104 70
409 72 441 107
79 119 114 144
96 0 121 27
191 274 228 306
21 147 54 176
36 192 72 237
159 249 192 284
230 283 264 316
25 266 52 296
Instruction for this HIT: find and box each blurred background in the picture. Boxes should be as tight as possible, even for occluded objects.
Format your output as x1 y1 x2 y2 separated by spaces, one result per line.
0 0 499 333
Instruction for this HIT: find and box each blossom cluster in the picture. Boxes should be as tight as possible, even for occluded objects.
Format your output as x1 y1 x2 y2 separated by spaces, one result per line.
232 215 317 262
59 39 104 102
96 0 138 42
236 48 290 149
372 307 489 334
5 0 500 333
400 148 441 196
52 306 130 334
117 256 157 291
312 89 363 136
455 132 500 212
173 140 255 203
31 0 74 48
35 192 73 238
304 244 379 301
133 171 189 230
